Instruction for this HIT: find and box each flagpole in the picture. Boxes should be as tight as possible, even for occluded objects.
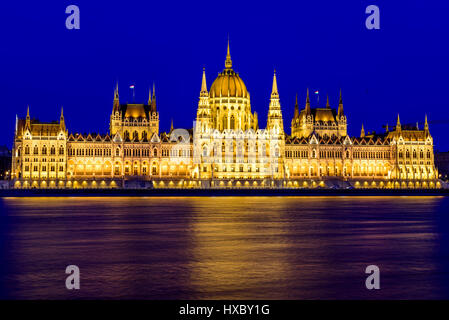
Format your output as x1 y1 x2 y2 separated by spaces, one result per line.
130 85 135 103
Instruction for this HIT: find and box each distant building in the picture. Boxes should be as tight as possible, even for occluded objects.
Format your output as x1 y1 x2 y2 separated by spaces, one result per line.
0 145 12 180
436 152 449 181
10 41 441 189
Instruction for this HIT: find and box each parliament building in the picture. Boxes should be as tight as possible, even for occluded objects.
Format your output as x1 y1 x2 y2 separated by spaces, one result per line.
11 43 441 189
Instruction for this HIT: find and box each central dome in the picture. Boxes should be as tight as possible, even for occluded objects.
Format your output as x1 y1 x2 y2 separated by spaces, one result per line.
210 69 248 98
209 40 249 98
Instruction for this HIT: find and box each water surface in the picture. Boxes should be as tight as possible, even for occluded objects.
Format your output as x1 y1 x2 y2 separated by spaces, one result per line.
1 196 448 299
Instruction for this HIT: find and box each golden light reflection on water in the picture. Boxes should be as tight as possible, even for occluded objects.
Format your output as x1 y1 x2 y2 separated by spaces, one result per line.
1 196 447 299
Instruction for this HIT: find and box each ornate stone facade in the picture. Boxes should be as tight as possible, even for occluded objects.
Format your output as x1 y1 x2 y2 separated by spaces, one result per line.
11 43 441 189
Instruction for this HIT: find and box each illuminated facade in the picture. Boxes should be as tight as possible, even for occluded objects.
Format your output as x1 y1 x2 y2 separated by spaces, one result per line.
11 43 440 189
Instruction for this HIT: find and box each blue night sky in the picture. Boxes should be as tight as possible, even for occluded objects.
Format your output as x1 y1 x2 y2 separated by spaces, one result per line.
0 1 448 150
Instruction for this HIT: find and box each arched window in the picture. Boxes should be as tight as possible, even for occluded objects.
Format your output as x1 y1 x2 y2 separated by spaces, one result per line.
42 145 47 155
59 146 64 155
230 115 235 130
115 148 120 157
50 146 56 155
25 145 30 155
33 145 39 155
153 148 158 157
124 131 130 141
142 131 148 141
133 131 139 141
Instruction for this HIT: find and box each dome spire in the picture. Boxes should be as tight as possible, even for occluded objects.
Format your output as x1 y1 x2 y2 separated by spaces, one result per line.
225 36 232 69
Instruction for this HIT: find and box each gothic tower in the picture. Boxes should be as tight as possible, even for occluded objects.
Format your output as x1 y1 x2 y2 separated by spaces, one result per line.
267 70 284 135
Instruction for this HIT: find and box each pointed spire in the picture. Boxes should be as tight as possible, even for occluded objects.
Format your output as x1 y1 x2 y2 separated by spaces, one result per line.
337 89 344 117
271 69 278 95
151 82 157 112
170 118 174 132
293 93 299 119
385 123 389 132
326 94 330 108
148 87 152 105
396 114 401 131
424 114 429 132
114 82 119 100
305 88 311 114
225 36 232 69
201 67 208 94
60 106 65 130
361 124 365 138
113 83 120 113
25 105 31 129
416 122 419 130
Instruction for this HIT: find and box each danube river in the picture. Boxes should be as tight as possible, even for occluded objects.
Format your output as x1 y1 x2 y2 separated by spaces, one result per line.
1 196 448 299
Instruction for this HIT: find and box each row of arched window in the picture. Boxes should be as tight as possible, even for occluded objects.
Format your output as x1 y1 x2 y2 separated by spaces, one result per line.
398 149 431 159
23 145 64 156
68 148 112 157
353 151 390 160
123 131 149 141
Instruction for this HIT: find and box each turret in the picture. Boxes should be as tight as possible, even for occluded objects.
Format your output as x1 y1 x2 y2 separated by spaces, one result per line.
196 68 211 133
360 124 365 138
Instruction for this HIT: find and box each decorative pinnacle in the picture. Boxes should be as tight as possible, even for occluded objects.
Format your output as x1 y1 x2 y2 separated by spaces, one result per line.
271 69 278 95
201 67 208 93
